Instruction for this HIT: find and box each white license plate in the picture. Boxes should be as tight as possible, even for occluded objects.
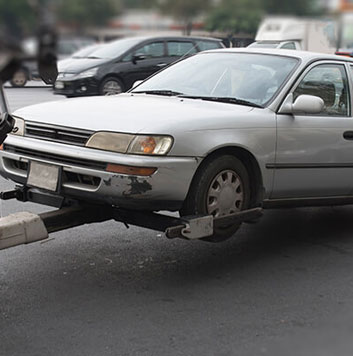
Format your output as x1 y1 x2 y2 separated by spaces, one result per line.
27 161 60 192
55 81 64 89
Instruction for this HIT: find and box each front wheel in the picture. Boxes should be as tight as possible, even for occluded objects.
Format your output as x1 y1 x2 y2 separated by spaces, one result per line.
99 77 124 96
10 69 28 87
180 155 250 242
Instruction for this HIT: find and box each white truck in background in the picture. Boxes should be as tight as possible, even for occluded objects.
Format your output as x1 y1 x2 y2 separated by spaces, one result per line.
336 12 353 56
248 17 337 54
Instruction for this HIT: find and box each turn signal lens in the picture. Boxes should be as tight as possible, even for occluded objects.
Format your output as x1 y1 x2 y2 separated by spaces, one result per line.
128 135 173 155
106 164 157 176
141 137 156 154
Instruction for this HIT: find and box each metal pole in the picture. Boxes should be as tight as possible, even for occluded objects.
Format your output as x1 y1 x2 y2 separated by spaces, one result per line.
336 13 343 53
0 80 9 116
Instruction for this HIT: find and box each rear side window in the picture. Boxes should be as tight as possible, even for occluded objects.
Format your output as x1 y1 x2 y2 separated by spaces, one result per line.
293 64 350 116
197 40 223 51
167 41 197 57
280 42 296 50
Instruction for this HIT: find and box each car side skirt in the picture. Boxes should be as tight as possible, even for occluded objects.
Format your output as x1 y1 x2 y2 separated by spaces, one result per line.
263 196 353 209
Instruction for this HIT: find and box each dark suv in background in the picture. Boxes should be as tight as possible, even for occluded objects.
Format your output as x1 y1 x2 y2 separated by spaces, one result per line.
53 36 225 97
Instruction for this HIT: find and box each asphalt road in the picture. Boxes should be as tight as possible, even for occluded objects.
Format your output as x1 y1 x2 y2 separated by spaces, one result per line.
1 87 353 356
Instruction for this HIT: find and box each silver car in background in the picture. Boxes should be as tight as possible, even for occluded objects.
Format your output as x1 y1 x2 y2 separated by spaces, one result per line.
1 48 352 241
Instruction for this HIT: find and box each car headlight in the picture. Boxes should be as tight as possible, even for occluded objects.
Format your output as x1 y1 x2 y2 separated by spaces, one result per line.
75 67 98 79
86 132 173 155
86 132 134 153
10 117 25 136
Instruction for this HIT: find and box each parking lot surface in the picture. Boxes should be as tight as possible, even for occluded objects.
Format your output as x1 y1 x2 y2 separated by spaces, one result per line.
1 87 353 356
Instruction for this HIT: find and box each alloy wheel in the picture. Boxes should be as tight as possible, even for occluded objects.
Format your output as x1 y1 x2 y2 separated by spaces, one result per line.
102 80 123 95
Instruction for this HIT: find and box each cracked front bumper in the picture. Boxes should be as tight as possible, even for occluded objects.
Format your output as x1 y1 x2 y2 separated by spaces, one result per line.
0 135 200 211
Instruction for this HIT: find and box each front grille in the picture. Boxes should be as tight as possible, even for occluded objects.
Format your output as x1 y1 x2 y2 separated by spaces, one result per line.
25 122 93 146
3 157 101 188
4 145 107 171
62 171 101 188
9 159 28 172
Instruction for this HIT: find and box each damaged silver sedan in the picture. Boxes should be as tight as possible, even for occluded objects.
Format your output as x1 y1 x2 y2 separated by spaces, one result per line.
1 48 352 241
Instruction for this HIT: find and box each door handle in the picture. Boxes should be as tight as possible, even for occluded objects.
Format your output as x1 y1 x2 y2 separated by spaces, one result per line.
156 63 167 68
343 131 353 140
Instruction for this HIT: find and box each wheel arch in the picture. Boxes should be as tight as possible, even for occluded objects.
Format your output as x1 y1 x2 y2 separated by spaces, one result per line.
185 146 264 209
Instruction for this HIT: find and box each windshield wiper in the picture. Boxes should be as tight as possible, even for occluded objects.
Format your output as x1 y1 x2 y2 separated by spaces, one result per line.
133 90 184 97
179 95 264 108
87 56 101 59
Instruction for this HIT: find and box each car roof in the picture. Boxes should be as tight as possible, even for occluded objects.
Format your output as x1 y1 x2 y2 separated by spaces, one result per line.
203 47 353 64
109 35 223 44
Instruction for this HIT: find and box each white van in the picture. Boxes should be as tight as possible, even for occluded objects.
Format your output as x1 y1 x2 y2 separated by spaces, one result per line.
248 17 337 54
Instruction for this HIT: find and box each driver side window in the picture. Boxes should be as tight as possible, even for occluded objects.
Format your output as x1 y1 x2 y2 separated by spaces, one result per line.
293 64 349 116
134 42 165 58
122 42 165 62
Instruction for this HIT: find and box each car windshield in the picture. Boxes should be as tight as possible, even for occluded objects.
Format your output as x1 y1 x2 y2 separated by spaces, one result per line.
57 40 93 56
88 38 143 59
133 52 298 107
71 44 101 59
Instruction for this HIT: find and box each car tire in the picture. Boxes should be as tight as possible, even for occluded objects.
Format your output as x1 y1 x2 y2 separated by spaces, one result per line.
10 69 28 88
180 155 250 242
99 77 124 96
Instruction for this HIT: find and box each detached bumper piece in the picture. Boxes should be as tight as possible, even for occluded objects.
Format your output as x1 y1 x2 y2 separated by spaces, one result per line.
0 212 48 250
0 205 112 251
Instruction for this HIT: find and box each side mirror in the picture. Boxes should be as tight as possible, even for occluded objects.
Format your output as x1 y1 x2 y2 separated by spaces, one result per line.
132 54 147 64
279 93 324 115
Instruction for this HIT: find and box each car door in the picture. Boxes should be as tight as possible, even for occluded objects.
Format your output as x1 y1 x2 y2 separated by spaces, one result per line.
123 40 167 85
272 61 353 199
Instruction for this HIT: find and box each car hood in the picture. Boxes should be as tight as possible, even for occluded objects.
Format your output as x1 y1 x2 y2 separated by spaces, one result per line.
14 94 254 134
59 58 108 73
57 58 75 73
